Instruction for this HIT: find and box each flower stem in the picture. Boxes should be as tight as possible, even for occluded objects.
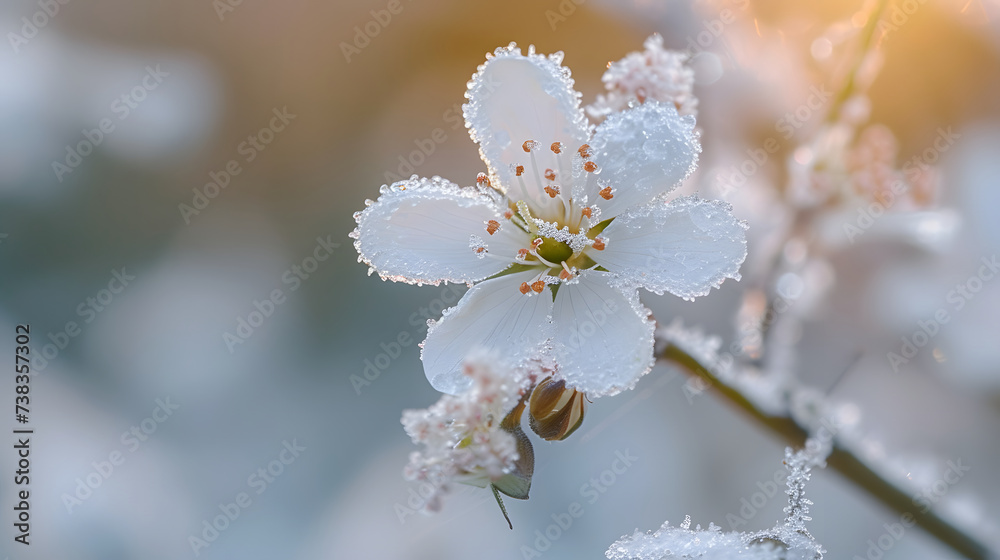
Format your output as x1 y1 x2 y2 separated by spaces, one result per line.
659 343 994 560
823 0 890 125
491 484 513 530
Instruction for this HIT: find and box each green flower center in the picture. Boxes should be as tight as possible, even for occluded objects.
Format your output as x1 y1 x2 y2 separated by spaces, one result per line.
535 237 573 264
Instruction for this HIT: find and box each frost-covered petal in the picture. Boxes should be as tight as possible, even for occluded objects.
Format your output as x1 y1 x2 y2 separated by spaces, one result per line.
582 101 700 218
464 44 590 207
352 176 530 285
550 271 655 398
421 270 554 394
593 197 747 300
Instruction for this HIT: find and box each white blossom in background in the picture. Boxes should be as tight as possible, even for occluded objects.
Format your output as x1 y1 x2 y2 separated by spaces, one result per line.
401 351 534 513
606 442 827 560
788 121 940 213
587 34 698 121
352 43 746 399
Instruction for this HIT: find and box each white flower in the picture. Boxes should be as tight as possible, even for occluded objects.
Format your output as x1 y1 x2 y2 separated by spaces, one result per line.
352 43 747 398
587 34 699 120
401 351 534 513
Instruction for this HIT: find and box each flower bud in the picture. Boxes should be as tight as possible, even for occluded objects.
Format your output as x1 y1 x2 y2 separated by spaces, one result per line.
528 377 586 441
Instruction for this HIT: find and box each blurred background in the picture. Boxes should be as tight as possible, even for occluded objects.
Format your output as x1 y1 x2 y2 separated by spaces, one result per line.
1 0 999 558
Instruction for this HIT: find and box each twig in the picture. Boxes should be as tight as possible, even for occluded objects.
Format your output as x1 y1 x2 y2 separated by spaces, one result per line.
660 343 994 560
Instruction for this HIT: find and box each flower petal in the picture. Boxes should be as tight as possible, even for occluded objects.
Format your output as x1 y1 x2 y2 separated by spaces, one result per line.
420 270 554 394
549 271 655 398
464 44 590 208
580 101 700 218
352 176 530 285
593 196 748 299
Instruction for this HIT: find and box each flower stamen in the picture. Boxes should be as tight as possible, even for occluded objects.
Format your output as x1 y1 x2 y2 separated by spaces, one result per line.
559 262 575 281
528 237 561 268
515 201 540 234
528 148 546 203
470 234 488 258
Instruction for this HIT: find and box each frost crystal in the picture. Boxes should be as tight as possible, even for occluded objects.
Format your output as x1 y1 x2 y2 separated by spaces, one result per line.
401 351 533 512
658 319 789 416
588 34 698 120
606 442 827 560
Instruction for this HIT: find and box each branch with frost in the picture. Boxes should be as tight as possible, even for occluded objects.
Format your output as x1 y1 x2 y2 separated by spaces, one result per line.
607 441 827 560
656 321 994 560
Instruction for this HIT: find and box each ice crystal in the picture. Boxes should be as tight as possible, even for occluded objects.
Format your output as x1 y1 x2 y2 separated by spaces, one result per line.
606 442 827 560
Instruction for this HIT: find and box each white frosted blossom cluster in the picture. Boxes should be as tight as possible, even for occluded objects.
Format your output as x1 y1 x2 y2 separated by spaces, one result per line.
606 443 827 560
844 124 937 209
788 120 940 213
588 34 698 120
401 352 532 512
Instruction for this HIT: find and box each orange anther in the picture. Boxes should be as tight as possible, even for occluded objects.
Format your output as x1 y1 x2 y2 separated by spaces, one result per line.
476 172 490 186
475 246 486 254
522 140 534 152
592 238 605 251
599 186 613 200
517 248 529 259
486 220 500 235
584 161 599 173
550 142 563 154
578 144 592 158
544 168 556 181
504 209 514 219
531 238 544 250
531 280 545 293
515 165 525 176
559 269 572 280
544 185 560 198
581 207 592 218
519 282 531 294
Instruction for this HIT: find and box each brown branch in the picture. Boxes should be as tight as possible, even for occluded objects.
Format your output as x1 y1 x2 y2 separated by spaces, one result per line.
660 343 993 560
